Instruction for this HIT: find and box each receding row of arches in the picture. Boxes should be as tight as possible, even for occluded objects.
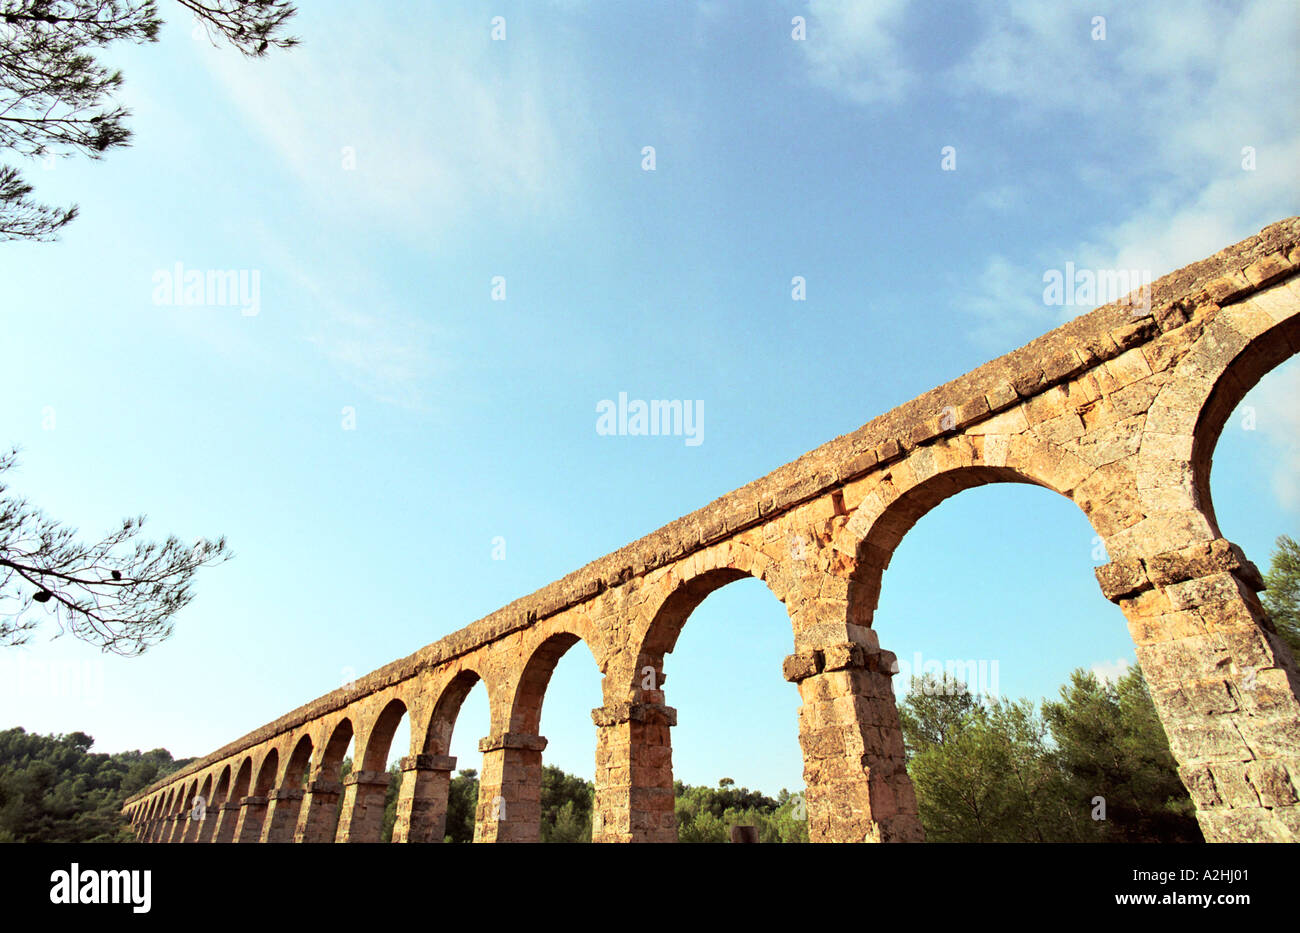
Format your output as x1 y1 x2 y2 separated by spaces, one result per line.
124 287 1300 842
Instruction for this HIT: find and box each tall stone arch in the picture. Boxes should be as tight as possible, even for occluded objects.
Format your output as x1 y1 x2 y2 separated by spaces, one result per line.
1091 271 1300 842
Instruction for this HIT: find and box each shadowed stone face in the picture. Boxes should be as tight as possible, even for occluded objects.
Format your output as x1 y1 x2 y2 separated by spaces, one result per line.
125 218 1300 844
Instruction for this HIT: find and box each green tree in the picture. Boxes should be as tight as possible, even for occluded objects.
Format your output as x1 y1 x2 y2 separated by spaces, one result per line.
1042 667 1200 842
539 765 592 843
443 769 477 843
896 672 979 754
379 760 401 842
903 684 1066 842
0 727 189 841
671 779 804 843
898 667 1201 842
1262 534 1300 656
1 0 298 240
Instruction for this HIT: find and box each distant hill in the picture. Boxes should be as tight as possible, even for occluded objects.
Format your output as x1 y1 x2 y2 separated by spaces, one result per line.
0 727 192 843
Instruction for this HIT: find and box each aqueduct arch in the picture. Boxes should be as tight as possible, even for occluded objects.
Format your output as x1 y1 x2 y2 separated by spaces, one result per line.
126 218 1300 843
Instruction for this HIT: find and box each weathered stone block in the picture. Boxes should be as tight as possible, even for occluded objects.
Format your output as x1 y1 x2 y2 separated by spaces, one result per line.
1094 557 1150 601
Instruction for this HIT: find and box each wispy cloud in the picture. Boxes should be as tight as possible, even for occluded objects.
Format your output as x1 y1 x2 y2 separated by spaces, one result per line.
954 0 1299 342
798 0 1298 347
192 8 597 408
198 7 593 243
273 251 443 411
799 0 914 104
963 254 1049 346
1090 657 1133 685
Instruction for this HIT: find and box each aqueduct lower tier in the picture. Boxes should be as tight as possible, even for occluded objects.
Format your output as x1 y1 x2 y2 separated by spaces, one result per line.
125 218 1300 844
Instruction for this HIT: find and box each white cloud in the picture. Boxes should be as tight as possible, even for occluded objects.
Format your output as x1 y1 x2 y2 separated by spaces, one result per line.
951 0 1300 345
963 254 1052 346
304 306 440 411
800 0 914 104
1090 657 1133 685
191 9 597 407
198 8 593 243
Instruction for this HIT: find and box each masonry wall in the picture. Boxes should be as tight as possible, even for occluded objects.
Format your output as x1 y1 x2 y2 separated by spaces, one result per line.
125 218 1300 844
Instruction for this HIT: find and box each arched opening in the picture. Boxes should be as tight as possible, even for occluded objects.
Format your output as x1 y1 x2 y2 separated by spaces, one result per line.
285 735 314 787
149 793 166 842
253 750 279 797
145 795 160 842
362 699 409 771
177 782 197 843
307 718 353 843
187 775 212 843
224 758 252 843
336 698 408 843
320 719 354 783
231 758 253 801
159 789 176 842
630 566 803 843
429 670 489 843
136 799 151 841
861 468 1197 842
663 575 806 843
258 734 313 843
232 749 278 843
510 632 602 842
1191 315 1300 541
1198 327 1300 669
204 765 231 843
852 465 1047 627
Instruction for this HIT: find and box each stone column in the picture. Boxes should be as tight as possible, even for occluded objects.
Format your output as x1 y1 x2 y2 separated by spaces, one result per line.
261 788 306 843
210 802 241 843
474 732 547 842
1097 537 1300 842
783 633 925 843
391 754 456 843
293 779 342 843
144 818 162 843
335 771 393 843
163 814 183 843
233 795 269 842
180 811 202 843
591 694 677 843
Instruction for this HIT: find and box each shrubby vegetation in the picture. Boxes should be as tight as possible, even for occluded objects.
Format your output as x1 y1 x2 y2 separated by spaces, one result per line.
0 728 191 842
435 765 593 843
1263 534 1300 655
674 779 809 843
899 667 1200 842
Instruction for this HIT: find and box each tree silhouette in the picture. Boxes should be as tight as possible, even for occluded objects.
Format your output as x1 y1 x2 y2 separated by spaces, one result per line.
0 448 230 655
0 0 298 240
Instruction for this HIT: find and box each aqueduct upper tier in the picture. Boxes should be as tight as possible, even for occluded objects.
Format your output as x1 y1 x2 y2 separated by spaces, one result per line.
125 218 1300 844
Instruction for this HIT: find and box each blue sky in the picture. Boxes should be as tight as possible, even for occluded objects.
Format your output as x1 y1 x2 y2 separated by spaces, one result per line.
0 1 1297 798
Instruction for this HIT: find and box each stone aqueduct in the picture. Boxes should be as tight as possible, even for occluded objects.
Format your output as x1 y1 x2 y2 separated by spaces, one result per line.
124 219 1300 844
